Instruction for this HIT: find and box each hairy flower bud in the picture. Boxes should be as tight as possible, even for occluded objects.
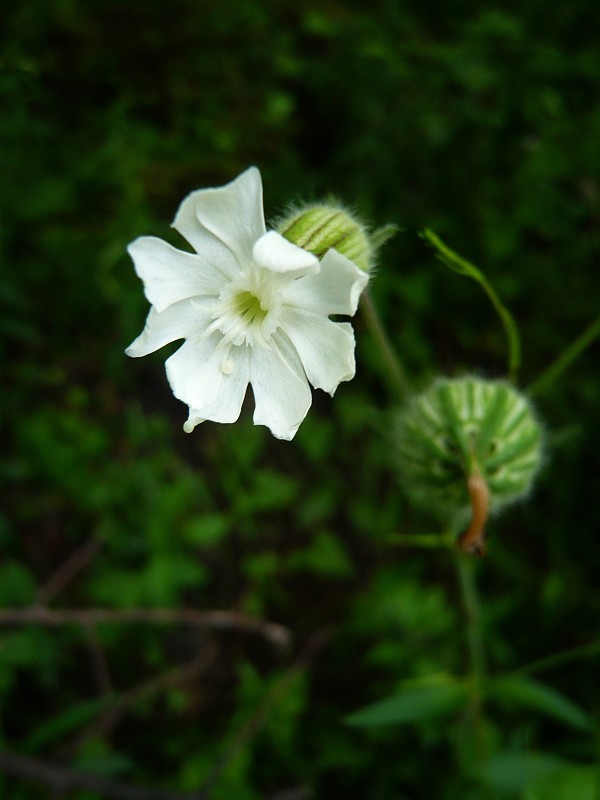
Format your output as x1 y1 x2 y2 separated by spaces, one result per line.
394 377 544 521
277 203 374 271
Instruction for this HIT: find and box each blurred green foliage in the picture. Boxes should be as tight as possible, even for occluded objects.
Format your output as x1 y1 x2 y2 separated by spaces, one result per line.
1 0 599 798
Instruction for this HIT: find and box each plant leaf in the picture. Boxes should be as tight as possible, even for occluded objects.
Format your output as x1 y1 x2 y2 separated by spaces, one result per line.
526 764 599 800
488 675 592 731
24 696 113 753
345 681 468 727
481 751 569 794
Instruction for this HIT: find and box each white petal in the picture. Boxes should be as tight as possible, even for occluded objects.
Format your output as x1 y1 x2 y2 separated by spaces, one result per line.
173 167 265 266
185 345 251 428
165 332 228 411
250 335 312 440
183 413 205 433
282 248 368 316
252 231 318 274
126 298 212 358
280 309 356 395
128 236 232 313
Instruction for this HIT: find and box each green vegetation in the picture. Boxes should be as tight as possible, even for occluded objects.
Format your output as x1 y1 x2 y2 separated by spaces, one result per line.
2 1 599 798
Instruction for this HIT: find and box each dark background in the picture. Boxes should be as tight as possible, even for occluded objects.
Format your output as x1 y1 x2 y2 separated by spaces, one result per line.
1 1 599 798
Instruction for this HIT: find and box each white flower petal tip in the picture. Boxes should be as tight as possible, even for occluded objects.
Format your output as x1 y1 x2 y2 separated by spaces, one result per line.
321 250 370 314
126 236 228 313
172 167 265 262
127 168 365 440
252 231 318 273
183 415 205 433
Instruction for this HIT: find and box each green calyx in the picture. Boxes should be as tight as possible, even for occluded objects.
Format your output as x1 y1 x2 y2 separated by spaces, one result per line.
277 203 374 271
394 377 544 518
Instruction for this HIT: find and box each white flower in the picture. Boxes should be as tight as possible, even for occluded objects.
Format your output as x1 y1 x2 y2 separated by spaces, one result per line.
126 167 368 440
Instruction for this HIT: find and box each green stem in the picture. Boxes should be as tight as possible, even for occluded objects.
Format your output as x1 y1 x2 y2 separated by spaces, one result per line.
457 556 486 689
387 531 455 549
360 288 410 400
515 639 600 676
527 313 600 398
421 229 521 381
456 554 488 766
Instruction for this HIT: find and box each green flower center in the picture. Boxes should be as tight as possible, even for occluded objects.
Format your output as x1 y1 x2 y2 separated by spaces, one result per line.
231 290 269 326
209 271 283 349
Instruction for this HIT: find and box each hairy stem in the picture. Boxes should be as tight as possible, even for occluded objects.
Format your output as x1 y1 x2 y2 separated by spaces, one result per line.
360 288 410 400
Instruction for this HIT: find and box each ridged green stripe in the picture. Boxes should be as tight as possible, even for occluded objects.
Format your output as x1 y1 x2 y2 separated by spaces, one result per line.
394 377 543 518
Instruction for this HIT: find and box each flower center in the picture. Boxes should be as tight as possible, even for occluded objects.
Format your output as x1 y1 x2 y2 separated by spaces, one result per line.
230 290 269 327
208 268 283 349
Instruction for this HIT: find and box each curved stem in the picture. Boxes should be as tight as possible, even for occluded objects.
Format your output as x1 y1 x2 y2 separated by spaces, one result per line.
360 288 410 400
458 473 490 557
421 229 521 381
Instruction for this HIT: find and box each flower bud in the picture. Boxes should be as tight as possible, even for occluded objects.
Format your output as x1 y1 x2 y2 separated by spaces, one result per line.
394 377 544 521
276 203 373 271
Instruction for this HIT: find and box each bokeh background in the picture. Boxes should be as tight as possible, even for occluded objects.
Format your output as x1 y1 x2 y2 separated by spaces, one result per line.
2 1 599 798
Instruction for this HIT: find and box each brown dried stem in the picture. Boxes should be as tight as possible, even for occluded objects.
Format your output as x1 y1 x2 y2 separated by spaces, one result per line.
458 473 490 557
0 748 207 800
36 537 102 606
0 607 291 649
199 627 333 795
65 642 218 752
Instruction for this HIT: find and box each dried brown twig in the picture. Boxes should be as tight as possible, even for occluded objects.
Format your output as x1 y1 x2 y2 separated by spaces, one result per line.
199 626 334 795
0 748 207 800
2 542 296 797
63 642 219 754
35 537 102 606
0 607 291 649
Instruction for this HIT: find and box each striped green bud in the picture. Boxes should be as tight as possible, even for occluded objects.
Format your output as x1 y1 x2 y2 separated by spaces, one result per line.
394 377 544 520
277 203 373 271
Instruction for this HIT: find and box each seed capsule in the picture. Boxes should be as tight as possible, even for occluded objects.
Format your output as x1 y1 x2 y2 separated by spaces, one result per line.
394 377 544 521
